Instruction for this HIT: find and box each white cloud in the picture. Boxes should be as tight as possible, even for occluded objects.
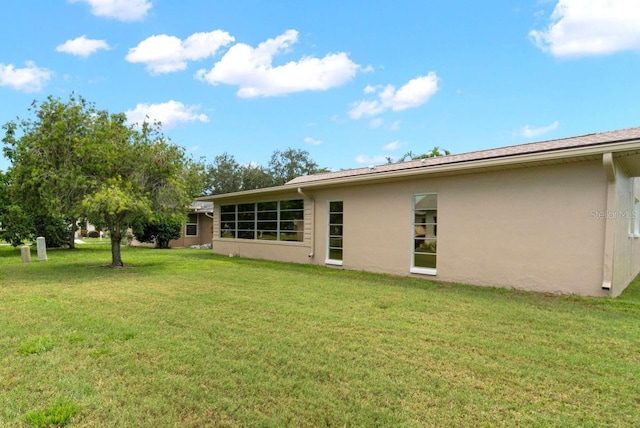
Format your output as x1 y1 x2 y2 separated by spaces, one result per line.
530 0 640 57
518 121 559 138
383 140 406 151
389 120 401 131
363 84 377 94
304 137 322 146
125 100 209 128
355 154 388 164
127 31 235 74
69 0 152 22
349 72 439 119
56 35 110 57
196 29 359 97
369 118 383 129
0 61 51 93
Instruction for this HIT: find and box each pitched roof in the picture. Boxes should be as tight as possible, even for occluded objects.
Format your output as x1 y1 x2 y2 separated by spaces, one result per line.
288 127 640 186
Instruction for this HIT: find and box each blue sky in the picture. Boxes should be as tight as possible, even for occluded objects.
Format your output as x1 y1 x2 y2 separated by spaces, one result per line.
1 0 639 172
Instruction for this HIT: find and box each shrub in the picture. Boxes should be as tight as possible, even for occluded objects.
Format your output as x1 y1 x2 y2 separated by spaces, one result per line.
87 230 100 238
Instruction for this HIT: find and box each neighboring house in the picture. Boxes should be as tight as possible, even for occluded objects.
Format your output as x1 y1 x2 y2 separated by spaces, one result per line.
169 201 214 248
200 127 640 297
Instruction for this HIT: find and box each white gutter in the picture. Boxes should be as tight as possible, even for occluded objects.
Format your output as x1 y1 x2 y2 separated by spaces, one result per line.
601 152 616 291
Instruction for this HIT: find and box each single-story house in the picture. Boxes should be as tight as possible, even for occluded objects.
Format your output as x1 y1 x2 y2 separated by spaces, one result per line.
168 201 214 248
200 127 640 297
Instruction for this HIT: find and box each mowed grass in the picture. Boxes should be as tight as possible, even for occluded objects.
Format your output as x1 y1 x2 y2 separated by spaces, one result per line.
0 245 639 427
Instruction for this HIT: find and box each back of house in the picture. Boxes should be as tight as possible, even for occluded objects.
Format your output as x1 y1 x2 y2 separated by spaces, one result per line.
202 127 640 297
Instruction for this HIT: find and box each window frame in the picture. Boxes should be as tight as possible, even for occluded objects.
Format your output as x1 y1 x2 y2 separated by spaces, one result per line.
326 200 344 266
410 193 437 276
219 199 304 242
185 213 198 237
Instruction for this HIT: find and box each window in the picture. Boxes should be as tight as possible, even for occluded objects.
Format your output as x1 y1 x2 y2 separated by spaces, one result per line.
327 201 343 265
411 193 437 275
219 199 304 242
186 213 198 236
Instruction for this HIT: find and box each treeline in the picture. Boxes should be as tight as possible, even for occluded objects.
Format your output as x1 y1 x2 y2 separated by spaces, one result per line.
0 93 448 263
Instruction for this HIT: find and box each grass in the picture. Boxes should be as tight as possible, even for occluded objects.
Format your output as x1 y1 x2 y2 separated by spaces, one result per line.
0 244 639 427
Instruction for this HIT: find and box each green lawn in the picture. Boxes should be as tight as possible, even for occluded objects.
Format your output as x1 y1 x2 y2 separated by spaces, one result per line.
0 245 639 427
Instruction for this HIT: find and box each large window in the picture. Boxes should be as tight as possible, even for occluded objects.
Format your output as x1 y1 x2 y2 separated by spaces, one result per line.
411 193 437 275
185 213 198 236
327 201 343 265
219 199 304 242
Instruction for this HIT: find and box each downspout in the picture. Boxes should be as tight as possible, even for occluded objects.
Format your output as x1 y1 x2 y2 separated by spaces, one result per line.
298 187 315 258
602 152 616 291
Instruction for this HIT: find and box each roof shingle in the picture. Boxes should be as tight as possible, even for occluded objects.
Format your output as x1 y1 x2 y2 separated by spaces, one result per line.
287 127 640 185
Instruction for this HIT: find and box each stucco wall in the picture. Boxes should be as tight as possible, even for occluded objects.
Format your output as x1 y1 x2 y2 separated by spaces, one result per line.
610 165 640 296
170 213 214 248
310 159 610 296
208 158 636 296
211 190 314 263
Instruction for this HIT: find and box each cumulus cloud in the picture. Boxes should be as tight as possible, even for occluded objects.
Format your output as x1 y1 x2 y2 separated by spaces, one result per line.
530 0 640 57
304 137 322 146
125 100 209 129
0 61 51 93
56 35 110 57
127 31 235 74
69 0 152 22
196 29 359 97
518 121 559 138
349 72 439 119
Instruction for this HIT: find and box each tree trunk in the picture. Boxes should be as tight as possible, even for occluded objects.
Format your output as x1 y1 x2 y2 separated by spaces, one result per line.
110 227 124 267
68 220 77 250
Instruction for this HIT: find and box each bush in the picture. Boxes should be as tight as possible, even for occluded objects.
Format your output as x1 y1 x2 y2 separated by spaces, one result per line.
87 230 100 238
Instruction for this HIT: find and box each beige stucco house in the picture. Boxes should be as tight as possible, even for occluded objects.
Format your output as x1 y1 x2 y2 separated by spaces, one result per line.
168 202 214 248
201 127 640 296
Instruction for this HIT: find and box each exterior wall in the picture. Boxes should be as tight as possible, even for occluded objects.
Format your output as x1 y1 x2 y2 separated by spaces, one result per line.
211 190 313 264
208 159 637 296
169 213 214 248
309 160 610 296
610 164 640 296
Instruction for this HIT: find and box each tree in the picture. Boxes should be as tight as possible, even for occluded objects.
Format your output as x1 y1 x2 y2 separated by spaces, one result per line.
202 153 242 195
397 146 451 162
202 148 328 195
268 148 330 186
3 95 203 266
82 118 202 266
240 163 273 190
0 170 31 245
131 213 183 249
2 94 99 248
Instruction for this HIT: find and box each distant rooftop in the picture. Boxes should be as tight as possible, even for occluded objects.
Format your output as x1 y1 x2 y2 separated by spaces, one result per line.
190 201 214 212
288 127 640 186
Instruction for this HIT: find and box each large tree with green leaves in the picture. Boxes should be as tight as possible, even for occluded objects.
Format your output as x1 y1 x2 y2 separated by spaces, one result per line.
2 94 99 248
268 148 330 186
202 148 328 195
80 118 202 266
3 94 202 266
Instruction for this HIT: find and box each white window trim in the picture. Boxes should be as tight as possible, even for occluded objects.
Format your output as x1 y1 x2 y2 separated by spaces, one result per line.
326 200 344 265
410 266 437 276
411 193 437 276
186 214 198 237
634 198 640 238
